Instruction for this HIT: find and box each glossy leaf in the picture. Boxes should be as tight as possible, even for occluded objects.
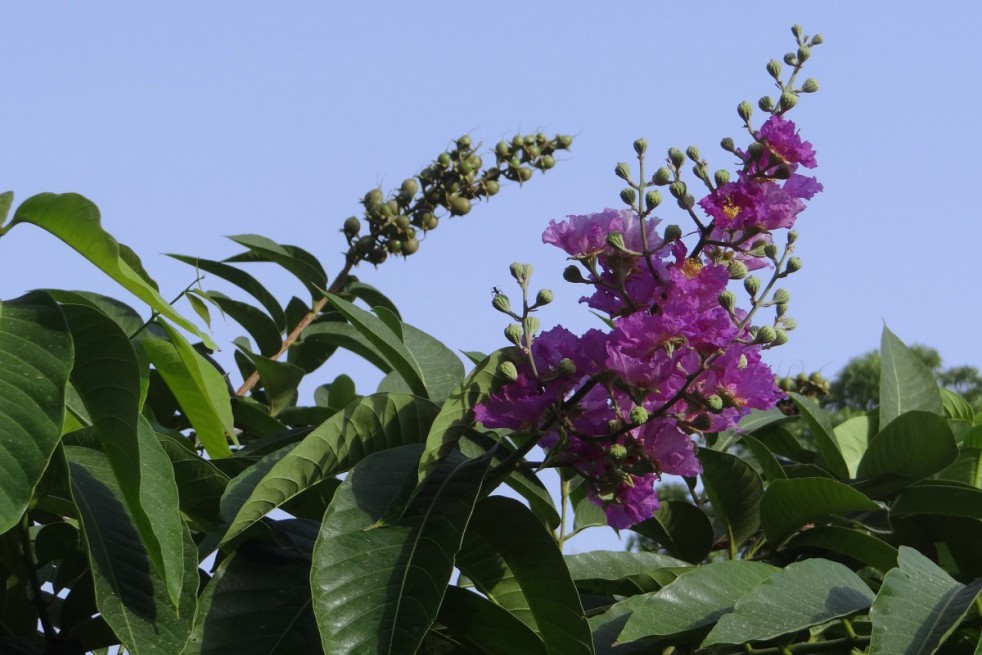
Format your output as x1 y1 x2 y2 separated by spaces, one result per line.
0 292 73 533
701 559 874 647
631 500 713 564
891 483 982 520
834 414 875 478
342 278 402 320
740 433 787 483
298 319 392 374
564 551 688 596
790 392 849 479
235 348 305 416
167 254 285 328
311 445 492 655
787 526 898 572
226 234 327 301
942 388 976 423
880 326 944 427
760 477 880 546
857 411 957 481
434 586 547 655
10 193 214 348
204 291 282 356
699 448 763 551
869 547 982 655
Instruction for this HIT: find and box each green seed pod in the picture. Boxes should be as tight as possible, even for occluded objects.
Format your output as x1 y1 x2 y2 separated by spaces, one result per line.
785 256 802 273
720 137 736 153
437 152 452 168
629 405 649 425
668 147 686 168
737 100 753 122
766 59 782 79
396 215 410 230
744 275 761 296
363 188 384 209
563 265 586 283
779 91 798 111
504 323 523 346
483 179 501 196
492 294 511 314
400 178 419 199
669 181 687 199
772 288 790 304
457 135 472 149
557 357 576 376
368 248 388 265
539 155 556 170
495 141 511 159
801 78 819 93
356 235 375 254
517 167 533 182
772 329 790 346
778 376 794 392
773 165 793 180
535 289 554 306
497 361 519 382
448 196 472 216
809 372 825 384
645 190 662 211
663 224 682 242
653 166 673 185
387 239 403 254
614 162 632 181
343 216 361 236
524 144 540 159
512 135 525 149
727 260 748 279
633 138 648 157
556 134 573 149
467 154 483 170
420 213 438 230
535 132 548 146
619 187 637 206
686 145 701 162
714 170 731 187
718 290 737 311
402 238 419 255
755 325 777 344
758 96 775 112
764 243 780 260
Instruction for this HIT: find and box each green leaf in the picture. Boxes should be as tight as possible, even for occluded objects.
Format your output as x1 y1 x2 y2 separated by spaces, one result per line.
617 560 777 643
790 392 850 479
141 321 234 458
67 446 197 655
0 190 12 225
738 408 791 434
311 444 492 655
892 483 982 520
456 496 595 655
869 547 982 655
157 434 229 524
857 411 957 481
44 290 145 337
221 393 439 546
398 323 465 403
835 414 876 478
419 349 519 481
434 586 547 655
589 598 651 655
186 291 212 329
235 347 305 416
740 433 788 483
564 551 688 596
568 477 607 532
631 500 713 564
880 326 944 427
760 477 880 546
316 375 358 412
939 427 982 488
699 448 763 551
167 254 286 329
226 235 327 301
787 526 898 572
0 292 73 533
942 388 976 423
10 193 214 348
298 318 392 373
701 559 874 647
205 291 282 356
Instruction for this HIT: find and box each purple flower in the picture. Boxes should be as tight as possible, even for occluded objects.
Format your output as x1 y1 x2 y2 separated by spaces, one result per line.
600 475 660 529
758 115 818 169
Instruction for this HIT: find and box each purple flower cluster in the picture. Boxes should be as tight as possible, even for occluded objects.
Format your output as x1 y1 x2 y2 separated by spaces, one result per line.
475 115 820 529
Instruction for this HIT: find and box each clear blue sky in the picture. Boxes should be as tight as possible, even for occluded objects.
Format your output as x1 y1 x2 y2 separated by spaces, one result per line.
3 3 980 551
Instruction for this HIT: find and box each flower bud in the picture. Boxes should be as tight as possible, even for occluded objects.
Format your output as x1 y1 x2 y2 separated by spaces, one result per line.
747 142 765 161
492 294 511 314
678 194 696 210
535 289 553 306
609 443 628 460
737 100 753 122
563 265 586 283
557 358 576 376
714 170 731 187
504 324 523 346
620 187 637 206
448 196 472 216
688 414 713 431
766 59 782 79
615 162 632 181
758 96 775 112
668 148 686 168
773 165 793 180
645 190 662 211
669 181 687 199
779 91 798 111
785 256 802 273
387 239 403 254
811 34 824 46
782 317 797 330
739 354 748 369
343 216 361 236
797 46 811 62
509 262 532 284
706 394 724 412
686 145 701 161
523 315 540 336
791 24 803 39
524 144 540 159
497 361 519 382
744 275 761 296
421 213 438 230
772 288 790 304
764 243 779 260
720 137 736 153
727 260 748 279
629 405 649 425
754 325 777 344
801 78 819 93
607 419 622 434
772 328 790 346
718 290 736 311
783 52 798 66
633 138 648 157
663 224 682 241
653 166 673 185
787 230 798 244
776 302 788 317
778 376 794 392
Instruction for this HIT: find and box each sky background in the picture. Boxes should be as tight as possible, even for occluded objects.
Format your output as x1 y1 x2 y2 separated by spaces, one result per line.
2 3 980 552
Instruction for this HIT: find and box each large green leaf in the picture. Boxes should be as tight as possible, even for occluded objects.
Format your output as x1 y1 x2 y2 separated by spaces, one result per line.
589 598 651 655
235 347 305 416
10 193 214 348
787 526 898 572
869 547 982 655
617 560 777 643
311 444 491 655
455 497 594 655
699 447 763 551
395 322 465 403
67 446 197 654
298 318 392 374
760 477 880 546
0 292 73 533
226 235 327 301
940 425 982 488
790 392 849 479
342 278 402 320
564 551 688 596
941 388 976 424
701 558 874 647
891 483 982 520
740 433 788 483
204 291 282 356
857 411 957 481
221 393 439 546
880 326 944 427
631 500 714 564
835 414 876 478
62 303 184 604
142 321 234 458
434 586 547 655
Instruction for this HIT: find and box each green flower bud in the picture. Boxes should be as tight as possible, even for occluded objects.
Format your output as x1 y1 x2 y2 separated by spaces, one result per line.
766 59 782 79
609 443 628 460
497 361 519 382
801 78 819 93
633 138 648 157
619 187 637 206
678 194 696 210
495 141 511 159
755 325 777 344
779 91 798 111
727 260 748 279
778 376 794 392
772 328 789 346
343 216 361 236
773 165 793 180
744 275 761 296
783 52 798 66
606 231 628 251
629 405 649 425
669 181 687 199
511 135 525 149
663 224 682 242
747 142 765 161
509 262 532 284
653 166 673 185
785 256 802 273
402 238 419 255
437 152 452 168
787 230 798 244
686 145 701 161
737 100 753 122
368 249 387 265
772 288 791 304
764 243 779 260
492 294 511 314
557 357 576 376
811 34 824 46
535 289 554 306
523 315 540 336
758 95 775 112
539 154 556 170
718 290 737 311
809 372 825 385
504 323 523 346
363 188 384 209
517 167 533 182
689 414 713 431
714 169 731 187
797 46 811 62
448 196 472 216
383 199 400 216
791 24 803 39
645 190 662 211
614 162 632 181
668 147 686 168
706 394 724 412
776 302 788 317
782 317 797 330
563 265 587 283
739 354 748 369
556 134 573 149
720 137 736 153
